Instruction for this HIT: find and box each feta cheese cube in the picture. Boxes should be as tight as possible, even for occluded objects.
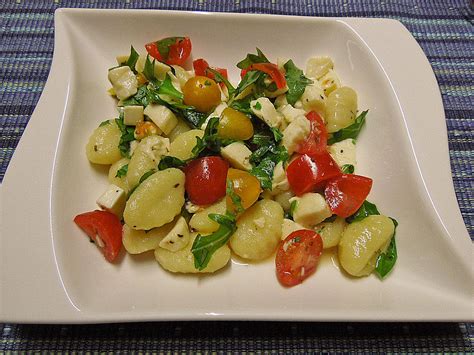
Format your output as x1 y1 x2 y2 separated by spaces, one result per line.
159 217 190 252
328 138 357 168
96 184 127 217
281 115 311 154
270 161 290 195
319 69 341 96
250 97 284 129
301 82 326 114
281 218 308 240
220 142 252 171
123 106 144 126
144 104 178 135
290 193 332 227
108 66 138 100
136 135 170 163
278 104 307 124
305 56 334 80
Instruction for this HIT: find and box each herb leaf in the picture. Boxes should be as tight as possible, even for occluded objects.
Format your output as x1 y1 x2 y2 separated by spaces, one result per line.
375 220 398 278
346 200 380 223
271 127 283 142
236 48 269 69
284 60 313 105
99 120 111 127
250 157 276 190
341 164 355 174
125 46 139 72
143 55 156 82
156 37 183 60
158 74 183 101
158 156 186 170
207 68 236 96
139 169 156 184
115 164 129 178
115 113 136 158
328 110 368 145
191 116 228 158
181 109 207 129
226 179 244 214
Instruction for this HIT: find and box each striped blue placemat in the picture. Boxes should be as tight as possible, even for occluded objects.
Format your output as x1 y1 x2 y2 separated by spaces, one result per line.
0 0 472 352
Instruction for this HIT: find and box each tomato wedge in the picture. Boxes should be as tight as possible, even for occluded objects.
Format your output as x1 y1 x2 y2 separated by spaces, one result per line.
193 58 228 89
324 174 373 218
73 210 123 262
145 37 192 66
245 63 287 89
296 111 328 158
276 230 323 287
184 156 229 205
287 153 341 196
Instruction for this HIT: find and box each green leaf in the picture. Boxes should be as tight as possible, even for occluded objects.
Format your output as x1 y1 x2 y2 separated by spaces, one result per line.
346 200 380 223
125 46 139 72
290 200 298 217
226 179 244 214
191 213 237 270
328 110 368 145
158 156 186 170
270 127 283 143
234 70 264 99
156 37 183 60
115 164 129 178
229 96 253 115
284 60 313 106
341 164 355 174
375 230 398 279
143 55 156 82
207 68 236 96
236 48 269 69
158 74 183 101
191 116 225 158
250 157 276 190
99 120 111 127
253 101 262 110
139 169 156 184
115 113 136 158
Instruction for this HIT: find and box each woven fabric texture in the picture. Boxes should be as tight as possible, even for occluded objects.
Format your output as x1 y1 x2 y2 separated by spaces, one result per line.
0 0 473 352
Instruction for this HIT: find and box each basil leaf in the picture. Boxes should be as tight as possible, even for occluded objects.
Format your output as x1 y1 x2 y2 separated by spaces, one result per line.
236 48 269 69
125 45 139 72
156 37 183 59
284 60 313 105
328 110 368 145
207 68 236 96
271 127 283 143
115 113 135 158
99 120 111 127
250 157 276 190
115 164 129 178
226 179 244 214
158 74 183 101
158 156 186 170
191 213 237 270
375 221 398 279
143 55 156 82
289 200 298 217
341 164 355 174
346 200 380 223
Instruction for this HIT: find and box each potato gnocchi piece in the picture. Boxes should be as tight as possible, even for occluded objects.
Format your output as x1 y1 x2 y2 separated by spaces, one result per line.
122 220 176 254
124 168 185 230
168 129 204 160
230 199 284 260
85 120 122 164
189 199 227 233
306 56 334 80
167 117 191 142
274 190 295 212
325 86 358 133
108 157 130 192
155 232 231 273
315 216 347 249
338 215 395 277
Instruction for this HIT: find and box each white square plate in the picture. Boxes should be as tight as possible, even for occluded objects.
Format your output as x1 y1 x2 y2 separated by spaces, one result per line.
1 9 473 323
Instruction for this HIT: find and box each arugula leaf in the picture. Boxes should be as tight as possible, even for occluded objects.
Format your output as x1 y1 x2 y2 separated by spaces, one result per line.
375 219 398 279
341 164 355 174
125 46 139 72
99 120 111 127
346 200 380 223
181 109 207 129
271 127 283 142
284 60 313 105
115 164 128 178
207 68 236 96
158 156 186 170
233 70 265 99
191 117 228 157
328 110 368 145
191 213 237 270
158 74 183 101
236 48 269 69
115 113 135 158
250 157 276 190
143 55 156 82
226 179 244 214
229 96 254 115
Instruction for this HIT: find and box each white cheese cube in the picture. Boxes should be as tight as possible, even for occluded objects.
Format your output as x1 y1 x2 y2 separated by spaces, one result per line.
116 55 129 65
301 82 326 114
305 56 334 80
136 135 170 162
250 97 284 129
144 104 178 135
274 94 288 108
123 106 144 126
270 161 290 195
159 217 190 252
281 115 311 154
108 66 138 100
200 102 227 130
278 104 307 124
319 69 341 96
96 184 127 217
281 218 308 240
328 138 357 168
220 142 252 171
290 193 332 227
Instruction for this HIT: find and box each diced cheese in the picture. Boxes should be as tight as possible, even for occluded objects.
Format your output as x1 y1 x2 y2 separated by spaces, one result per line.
96 184 127 217
328 138 357 168
274 94 288 108
220 142 252 171
136 135 170 163
159 217 190 252
144 104 178 135
281 218 308 240
116 55 129 65
250 97 284 129
278 104 307 124
290 193 332 227
319 69 341 96
281 115 311 154
185 200 202 214
123 106 144 126
108 66 138 100
200 102 227 130
305 56 334 80
270 161 290 195
301 82 326 114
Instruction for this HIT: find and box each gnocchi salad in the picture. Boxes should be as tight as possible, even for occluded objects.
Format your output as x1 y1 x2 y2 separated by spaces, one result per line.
74 36 398 286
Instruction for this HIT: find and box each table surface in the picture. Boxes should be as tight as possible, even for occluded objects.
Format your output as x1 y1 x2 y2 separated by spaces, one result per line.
0 0 472 352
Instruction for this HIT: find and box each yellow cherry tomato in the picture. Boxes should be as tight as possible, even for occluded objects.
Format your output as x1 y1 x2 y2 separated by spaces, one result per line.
218 107 254 141
226 168 261 213
183 76 221 113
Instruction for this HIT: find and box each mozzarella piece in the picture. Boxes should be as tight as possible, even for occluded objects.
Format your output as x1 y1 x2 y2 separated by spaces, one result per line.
301 82 326 115
278 104 307 124
159 216 191 252
250 97 284 128
96 184 127 217
281 115 311 154
108 66 138 100
305 56 334 80
136 135 170 162
319 69 341 96
281 218 308 240
290 193 332 227
144 104 178 135
185 200 202 214
200 102 227 130
270 161 290 195
123 106 144 126
328 138 357 168
220 142 252 171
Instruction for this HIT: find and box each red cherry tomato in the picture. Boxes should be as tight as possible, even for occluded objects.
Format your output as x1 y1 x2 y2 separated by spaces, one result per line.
324 174 373 218
73 210 123 262
145 37 192 66
276 230 323 287
245 63 287 89
184 156 229 205
193 58 228 87
296 111 328 158
287 153 341 196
